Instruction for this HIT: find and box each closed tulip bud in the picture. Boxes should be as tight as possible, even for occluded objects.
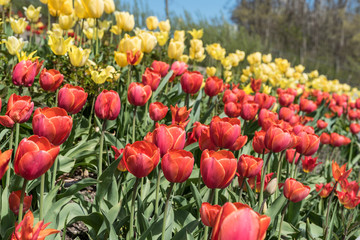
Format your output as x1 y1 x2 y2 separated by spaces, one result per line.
81 0 104 18
24 5 41 22
32 107 73 146
146 16 159 30
264 126 292 152
127 82 152 106
254 93 275 110
74 0 88 18
200 203 221 227
14 135 60 180
0 94 34 128
266 178 278 195
180 71 203 94
9 190 32 215
4 36 26 56
300 98 317 113
161 149 194 183
211 202 271 240
350 123 360 134
58 84 88 114
316 120 328 129
0 149 12 180
114 51 128 67
204 76 223 97
12 60 37 87
159 19 170 32
48 34 73 56
330 132 351 147
103 0 115 13
154 31 169 46
315 183 334 198
174 30 185 42
252 130 269 154
295 132 320 156
168 40 185 60
240 102 259 121
224 102 241 118
39 68 64 92
332 161 352 182
201 149 237 189
59 14 76 30
95 90 121 120
149 102 168 122
320 132 331 145
283 178 310 202
139 32 157 53
68 45 91 67
114 11 135 31
237 154 263 178
10 18 28 35
142 68 161 91
123 141 160 178
151 124 186 156
279 93 295 107
171 104 191 127
151 60 169 77
48 0 73 16
171 61 188 76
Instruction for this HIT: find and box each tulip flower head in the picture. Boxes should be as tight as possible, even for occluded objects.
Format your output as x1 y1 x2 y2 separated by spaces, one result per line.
180 71 203 94
127 82 152 106
111 145 126 172
9 190 32 215
151 60 169 77
283 178 310 202
142 68 161 91
95 90 121 120
204 76 224 97
161 149 194 183
58 84 88 114
149 102 168 122
237 154 263 178
200 202 221 227
332 161 352 182
39 68 64 92
315 183 334 198
12 60 37 87
150 124 186 156
0 94 34 128
170 104 192 128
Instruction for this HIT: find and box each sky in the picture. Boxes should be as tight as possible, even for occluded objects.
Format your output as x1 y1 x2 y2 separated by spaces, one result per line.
119 0 237 22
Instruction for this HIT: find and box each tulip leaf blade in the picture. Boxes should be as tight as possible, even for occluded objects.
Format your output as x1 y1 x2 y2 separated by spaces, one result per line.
190 182 202 212
153 70 174 99
265 194 287 223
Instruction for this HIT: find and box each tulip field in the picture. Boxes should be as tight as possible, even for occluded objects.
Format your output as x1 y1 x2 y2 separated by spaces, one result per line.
1 0 360 240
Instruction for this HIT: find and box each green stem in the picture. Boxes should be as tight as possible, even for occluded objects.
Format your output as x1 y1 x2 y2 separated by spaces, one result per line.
154 168 162 218
79 19 84 48
39 174 45 219
88 96 95 133
55 88 59 106
6 127 14 186
128 178 140 240
18 179 28 222
98 120 106 178
185 93 190 109
51 156 58 187
132 107 137 142
161 182 175 240
324 181 338 238
348 139 354 163
259 152 272 211
238 178 246 202
275 151 284 198
277 201 289 240
95 18 99 56
14 123 20 154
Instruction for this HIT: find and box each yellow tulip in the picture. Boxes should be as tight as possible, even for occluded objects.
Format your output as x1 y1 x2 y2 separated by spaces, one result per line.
48 23 64 37
105 66 120 81
206 67 216 77
48 0 73 16
295 64 305 73
114 51 128 67
0 0 10 5
68 45 91 67
243 83 254 94
103 0 115 14
81 0 104 18
228 53 240 67
74 0 88 19
99 20 111 30
240 74 249 83
138 32 157 53
83 27 104 40
174 30 185 42
206 43 226 61
119 34 142 53
189 39 205 62
110 25 122 35
16 50 39 62
188 29 203 39
275 58 290 73
91 69 108 84
168 39 184 60
154 31 168 46
10 18 28 35
59 14 76 30
85 18 96 28
179 55 189 63
146 16 158 30
23 5 41 22
159 19 170 32
4 36 26 55
235 50 245 61
114 11 135 32
221 57 232 70
262 85 272 95
247 52 262 65
48 33 73 55
262 54 272 63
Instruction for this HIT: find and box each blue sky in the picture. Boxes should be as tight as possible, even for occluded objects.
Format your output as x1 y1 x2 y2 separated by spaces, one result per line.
120 0 237 22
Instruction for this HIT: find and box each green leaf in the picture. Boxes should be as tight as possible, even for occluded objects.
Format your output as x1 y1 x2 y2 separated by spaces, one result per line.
57 178 97 199
153 70 174 99
190 182 202 212
173 220 200 240
265 195 287 223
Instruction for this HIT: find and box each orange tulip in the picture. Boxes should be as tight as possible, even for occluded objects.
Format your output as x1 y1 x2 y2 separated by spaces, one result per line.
161 149 194 183
151 60 169 77
237 154 263 178
150 124 186 156
315 183 334 198
170 104 192 127
142 67 161 91
332 161 352 182
200 202 221 227
111 145 126 172
295 132 320 156
264 126 292 153
283 178 310 203
39 68 64 92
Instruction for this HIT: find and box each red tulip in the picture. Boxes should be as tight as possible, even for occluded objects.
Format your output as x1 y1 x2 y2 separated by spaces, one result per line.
224 102 241 118
0 98 2 112
151 60 169 77
316 120 328 129
126 50 142 65
200 202 221 227
111 145 126 172
222 89 238 103
254 93 275 109
302 156 321 173
295 132 320 156
320 132 331 145
211 202 271 240
14 135 60 180
337 191 360 209
237 154 263 178
356 98 360 109
204 76 223 97
300 98 317 113
11 211 59 240
315 183 334 198
180 71 203 94
142 67 161 91
39 68 64 92
239 172 274 193
258 109 278 129
95 90 121 120
127 82 152 106
0 94 34 128
348 110 358 120
340 179 359 194
285 149 300 164
200 149 237 189
151 124 186 156
279 107 295 122
199 127 219 151
350 123 360 134
12 60 37 87
170 104 192 127
264 126 292 152
332 161 352 182
283 178 310 202
123 141 160 178
250 78 262 92
171 61 188 76
58 84 88 114
330 133 351 147
32 107 73 146
252 130 269 154
0 149 13 180
240 102 259 121
9 190 32 215
278 93 295 107
161 149 194 183
149 102 168 122
186 121 208 144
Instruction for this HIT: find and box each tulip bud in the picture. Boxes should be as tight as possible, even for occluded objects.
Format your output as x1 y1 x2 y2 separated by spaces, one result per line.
159 19 170 32
151 124 186 156
14 135 60 180
168 40 184 60
12 60 37 87
237 154 263 178
149 102 168 122
278 93 295 107
161 149 194 183
295 132 320 156
146 16 159 30
300 98 317 113
139 32 157 53
9 190 32 215
95 90 121 120
58 84 88 114
0 94 34 128
48 0 73 16
24 5 42 22
103 0 115 14
39 68 64 92
317 120 328 129
224 102 241 118
180 71 203 94
81 0 104 18
204 76 223 97
142 68 161 91
127 82 152 106
252 130 269 154
350 123 360 134
320 132 331 145
114 11 135 31
265 178 278 195
240 102 259 121
114 51 128 67
0 149 13 180
151 60 169 77
283 178 310 202
264 126 292 153
200 202 221 227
